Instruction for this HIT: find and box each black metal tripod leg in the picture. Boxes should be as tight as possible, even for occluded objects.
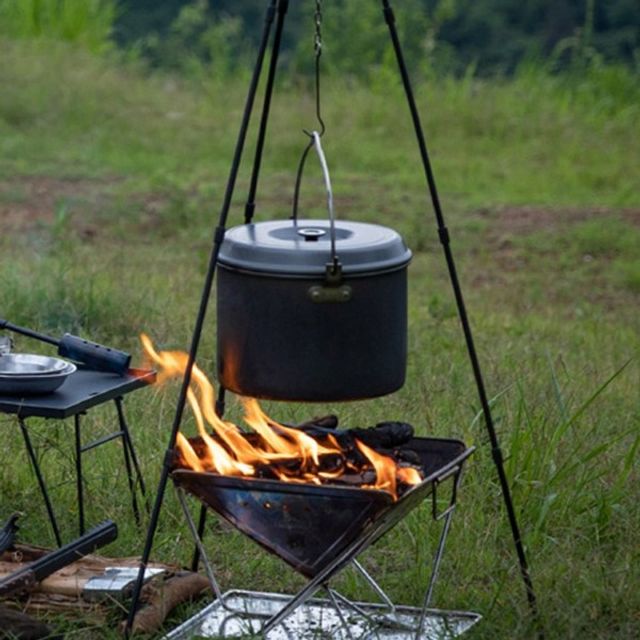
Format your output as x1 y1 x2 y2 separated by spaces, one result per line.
124 2 279 635
191 385 227 571
380 0 542 632
18 419 63 547
114 397 146 523
244 0 290 223
190 505 208 572
74 414 85 535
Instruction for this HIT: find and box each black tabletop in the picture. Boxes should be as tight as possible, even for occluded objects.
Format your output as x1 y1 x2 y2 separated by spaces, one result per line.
0 368 156 419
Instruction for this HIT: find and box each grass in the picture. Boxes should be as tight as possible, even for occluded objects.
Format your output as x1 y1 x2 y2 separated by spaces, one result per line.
0 39 639 639
0 0 116 54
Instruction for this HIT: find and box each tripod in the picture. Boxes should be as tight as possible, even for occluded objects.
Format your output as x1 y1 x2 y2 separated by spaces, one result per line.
124 1 542 636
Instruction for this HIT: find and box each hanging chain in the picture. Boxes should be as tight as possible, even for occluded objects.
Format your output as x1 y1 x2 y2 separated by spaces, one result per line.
311 0 325 136
292 0 326 218
313 0 323 59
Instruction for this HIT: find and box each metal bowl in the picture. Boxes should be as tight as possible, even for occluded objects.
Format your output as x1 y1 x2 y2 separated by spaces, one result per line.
0 355 77 395
0 354 72 376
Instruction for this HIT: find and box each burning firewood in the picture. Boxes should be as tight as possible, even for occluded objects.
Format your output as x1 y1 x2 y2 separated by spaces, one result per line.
175 416 424 499
143 337 424 499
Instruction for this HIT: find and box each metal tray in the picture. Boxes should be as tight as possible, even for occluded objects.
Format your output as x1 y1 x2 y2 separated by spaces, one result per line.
163 590 481 639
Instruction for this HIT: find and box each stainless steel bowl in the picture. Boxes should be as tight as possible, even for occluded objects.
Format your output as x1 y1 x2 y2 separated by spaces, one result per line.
0 354 77 395
0 354 72 376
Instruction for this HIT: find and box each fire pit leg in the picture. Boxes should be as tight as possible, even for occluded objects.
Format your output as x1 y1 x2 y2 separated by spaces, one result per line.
352 559 396 612
326 587 357 640
177 487 279 621
328 589 417 634
416 509 455 639
176 488 223 601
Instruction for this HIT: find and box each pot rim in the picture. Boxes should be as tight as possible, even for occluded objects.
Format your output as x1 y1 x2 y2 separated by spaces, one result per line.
218 219 412 276
217 259 410 280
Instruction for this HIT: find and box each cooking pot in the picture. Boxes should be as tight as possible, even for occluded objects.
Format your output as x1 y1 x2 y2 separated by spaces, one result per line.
216 133 411 401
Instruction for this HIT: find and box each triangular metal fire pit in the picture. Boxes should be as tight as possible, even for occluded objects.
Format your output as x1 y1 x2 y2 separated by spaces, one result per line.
172 436 472 578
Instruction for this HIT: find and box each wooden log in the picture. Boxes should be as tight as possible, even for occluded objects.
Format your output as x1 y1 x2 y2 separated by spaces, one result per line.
122 571 210 635
0 545 210 635
0 604 58 640
0 547 167 598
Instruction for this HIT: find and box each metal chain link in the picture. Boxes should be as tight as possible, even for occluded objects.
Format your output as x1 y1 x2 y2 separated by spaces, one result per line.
292 0 326 219
313 0 323 57
312 0 325 137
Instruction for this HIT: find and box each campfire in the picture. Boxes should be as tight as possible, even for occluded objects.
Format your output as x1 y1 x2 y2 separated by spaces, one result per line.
141 334 423 502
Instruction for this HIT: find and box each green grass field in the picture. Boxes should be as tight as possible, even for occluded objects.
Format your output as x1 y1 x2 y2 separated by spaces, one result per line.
1 39 639 639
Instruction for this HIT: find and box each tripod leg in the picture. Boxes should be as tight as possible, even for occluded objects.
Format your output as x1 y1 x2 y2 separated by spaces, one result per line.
123 2 279 635
380 0 542 634
245 0 290 224
190 386 226 571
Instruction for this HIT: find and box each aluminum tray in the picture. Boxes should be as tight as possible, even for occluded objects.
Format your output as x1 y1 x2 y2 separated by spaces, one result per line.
163 590 481 639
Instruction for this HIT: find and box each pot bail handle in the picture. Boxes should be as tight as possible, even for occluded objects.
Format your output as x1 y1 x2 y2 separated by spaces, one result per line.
309 131 340 274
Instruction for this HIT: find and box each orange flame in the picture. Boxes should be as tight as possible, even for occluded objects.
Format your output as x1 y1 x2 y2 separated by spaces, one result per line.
141 334 421 500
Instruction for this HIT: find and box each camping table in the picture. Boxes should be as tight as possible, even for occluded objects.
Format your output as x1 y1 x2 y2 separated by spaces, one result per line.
0 368 155 546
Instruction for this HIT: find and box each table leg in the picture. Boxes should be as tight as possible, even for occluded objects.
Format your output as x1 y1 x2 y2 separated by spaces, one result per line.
114 397 148 522
18 419 63 547
74 414 85 535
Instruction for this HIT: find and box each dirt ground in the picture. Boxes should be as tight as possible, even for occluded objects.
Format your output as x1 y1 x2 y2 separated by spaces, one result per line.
2 175 638 243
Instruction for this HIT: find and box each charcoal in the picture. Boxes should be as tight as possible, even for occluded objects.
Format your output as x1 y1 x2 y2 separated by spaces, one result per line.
295 421 413 449
394 448 422 466
329 470 377 486
295 415 339 430
348 422 414 449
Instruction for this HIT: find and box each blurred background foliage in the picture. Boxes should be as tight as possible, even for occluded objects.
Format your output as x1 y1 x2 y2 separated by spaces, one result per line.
0 0 638 78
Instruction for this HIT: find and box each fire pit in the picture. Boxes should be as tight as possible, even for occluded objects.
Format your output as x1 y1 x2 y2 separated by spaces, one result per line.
169 430 476 639
172 435 471 579
136 336 478 638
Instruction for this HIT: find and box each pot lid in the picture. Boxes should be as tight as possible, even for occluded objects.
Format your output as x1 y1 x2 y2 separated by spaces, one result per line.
218 219 412 275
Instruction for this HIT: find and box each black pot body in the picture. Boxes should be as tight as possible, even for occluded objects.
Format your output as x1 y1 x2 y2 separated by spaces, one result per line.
216 264 408 401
